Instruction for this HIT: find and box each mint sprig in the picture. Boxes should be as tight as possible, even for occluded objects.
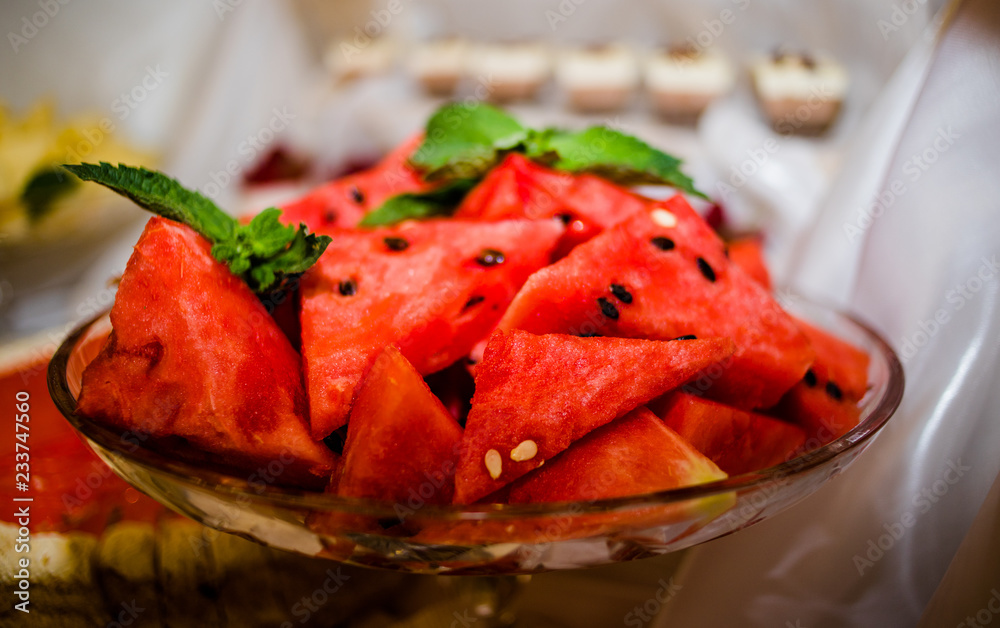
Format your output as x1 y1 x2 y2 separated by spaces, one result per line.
410 104 529 181
369 103 705 225
62 163 330 294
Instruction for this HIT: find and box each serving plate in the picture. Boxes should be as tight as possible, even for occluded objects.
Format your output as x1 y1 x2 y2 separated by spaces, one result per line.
48 298 903 574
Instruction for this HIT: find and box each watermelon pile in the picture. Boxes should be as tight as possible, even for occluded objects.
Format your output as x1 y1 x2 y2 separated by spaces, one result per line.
75 126 871 540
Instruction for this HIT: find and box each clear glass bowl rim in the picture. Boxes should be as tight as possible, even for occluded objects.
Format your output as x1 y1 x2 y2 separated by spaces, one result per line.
48 303 904 522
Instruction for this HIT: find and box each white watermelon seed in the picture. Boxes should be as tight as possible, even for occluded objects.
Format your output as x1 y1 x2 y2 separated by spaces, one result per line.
510 440 538 462
485 449 503 479
651 208 678 228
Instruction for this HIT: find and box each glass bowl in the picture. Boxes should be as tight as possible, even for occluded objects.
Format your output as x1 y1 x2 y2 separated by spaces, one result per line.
48 298 903 575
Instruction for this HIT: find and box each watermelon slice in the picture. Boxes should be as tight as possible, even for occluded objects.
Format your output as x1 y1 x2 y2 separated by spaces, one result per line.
726 236 771 291
508 406 726 503
279 134 429 231
78 217 336 488
336 345 463 504
453 329 736 504
455 153 648 256
497 194 815 410
651 391 806 475
300 218 563 439
769 318 871 443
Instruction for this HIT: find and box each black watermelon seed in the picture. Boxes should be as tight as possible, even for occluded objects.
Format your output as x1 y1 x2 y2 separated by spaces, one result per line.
476 248 506 267
723 246 730 259
558 213 574 225
322 424 350 455
323 210 338 224
803 369 818 387
651 236 675 251
578 331 603 338
463 295 485 310
609 283 633 304
197 583 220 601
671 334 698 341
697 257 717 282
597 297 619 320
826 381 843 401
383 236 409 252
349 185 365 204
338 279 357 296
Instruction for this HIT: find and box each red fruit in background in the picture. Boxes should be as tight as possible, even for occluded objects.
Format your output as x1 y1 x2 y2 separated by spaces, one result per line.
498 194 814 410
651 391 806 476
279 134 430 231
336 345 463 504
300 219 563 439
454 329 735 504
507 406 726 503
78 217 336 489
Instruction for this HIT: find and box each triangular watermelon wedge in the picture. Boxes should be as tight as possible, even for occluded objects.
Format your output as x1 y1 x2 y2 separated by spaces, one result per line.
455 153 574 222
768 317 871 444
651 391 806 476
301 218 563 439
455 153 648 256
78 217 336 488
508 406 726 503
453 329 736 504
279 134 430 232
497 194 815 410
336 345 463 504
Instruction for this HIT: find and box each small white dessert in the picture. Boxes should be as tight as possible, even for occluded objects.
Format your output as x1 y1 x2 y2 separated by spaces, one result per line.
408 38 468 96
468 42 551 103
555 44 640 112
644 45 735 122
325 37 397 85
750 50 849 134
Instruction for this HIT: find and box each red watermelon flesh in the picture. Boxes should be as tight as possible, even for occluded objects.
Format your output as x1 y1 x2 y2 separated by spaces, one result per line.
455 153 648 256
497 194 815 410
651 391 806 476
507 406 726 503
455 153 574 222
336 345 463 504
794 317 869 401
78 217 337 489
279 134 429 232
768 318 871 444
453 329 736 504
726 236 772 291
300 218 563 439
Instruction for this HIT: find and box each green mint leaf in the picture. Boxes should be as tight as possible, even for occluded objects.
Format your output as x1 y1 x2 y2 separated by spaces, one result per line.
529 127 707 198
62 162 236 242
212 209 331 293
21 167 79 222
246 207 296 257
359 179 477 227
409 103 528 181
64 163 331 294
243 225 331 294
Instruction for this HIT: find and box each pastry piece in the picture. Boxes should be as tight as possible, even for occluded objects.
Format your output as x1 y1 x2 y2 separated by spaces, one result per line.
468 42 551 102
555 44 639 112
645 45 735 122
325 36 397 85
408 38 468 96
750 49 849 134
